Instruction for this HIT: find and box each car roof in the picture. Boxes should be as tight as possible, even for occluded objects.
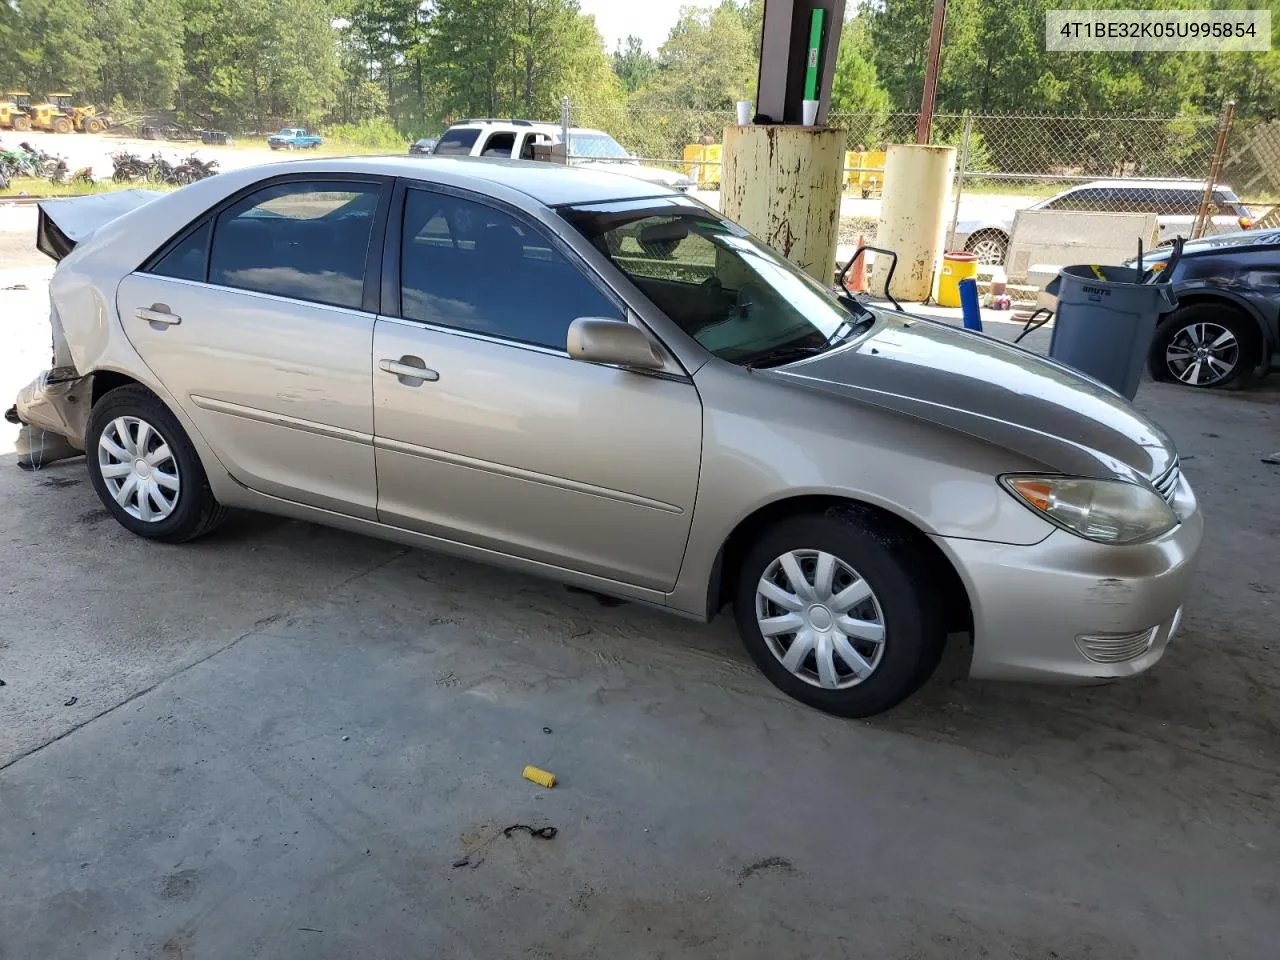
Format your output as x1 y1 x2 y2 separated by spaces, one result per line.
286 155 672 206
1063 179 1233 192
445 120 608 137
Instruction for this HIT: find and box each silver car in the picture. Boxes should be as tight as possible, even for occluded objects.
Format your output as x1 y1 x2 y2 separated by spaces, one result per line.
12 157 1203 717
954 179 1254 265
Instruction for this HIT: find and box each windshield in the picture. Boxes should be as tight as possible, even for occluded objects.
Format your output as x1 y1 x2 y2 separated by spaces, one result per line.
569 133 630 159
562 198 867 364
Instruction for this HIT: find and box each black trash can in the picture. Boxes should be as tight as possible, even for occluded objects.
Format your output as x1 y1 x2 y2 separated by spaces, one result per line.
1045 264 1177 400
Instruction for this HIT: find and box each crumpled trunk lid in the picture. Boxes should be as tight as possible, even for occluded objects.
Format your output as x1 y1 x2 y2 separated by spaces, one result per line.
36 189 162 262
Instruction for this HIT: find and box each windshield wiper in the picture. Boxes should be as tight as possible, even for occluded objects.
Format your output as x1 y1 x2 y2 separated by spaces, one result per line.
824 309 876 348
743 345 828 369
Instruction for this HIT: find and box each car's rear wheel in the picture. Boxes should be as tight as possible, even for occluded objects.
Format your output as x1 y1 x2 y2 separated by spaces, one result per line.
87 385 226 542
733 511 946 717
1149 303 1262 388
964 229 1008 265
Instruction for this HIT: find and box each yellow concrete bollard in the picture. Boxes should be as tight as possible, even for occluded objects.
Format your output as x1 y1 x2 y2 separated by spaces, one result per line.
871 144 956 302
721 124 846 283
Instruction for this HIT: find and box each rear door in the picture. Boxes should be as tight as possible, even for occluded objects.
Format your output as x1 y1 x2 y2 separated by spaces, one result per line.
371 183 702 590
116 175 390 518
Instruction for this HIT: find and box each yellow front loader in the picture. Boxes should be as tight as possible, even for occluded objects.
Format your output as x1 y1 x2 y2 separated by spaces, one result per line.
46 93 107 133
1 91 32 131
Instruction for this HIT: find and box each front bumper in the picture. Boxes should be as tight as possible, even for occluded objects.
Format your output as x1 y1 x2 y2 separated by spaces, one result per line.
934 500 1204 683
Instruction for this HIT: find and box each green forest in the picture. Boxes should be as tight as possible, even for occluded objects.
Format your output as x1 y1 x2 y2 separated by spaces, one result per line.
0 0 1276 146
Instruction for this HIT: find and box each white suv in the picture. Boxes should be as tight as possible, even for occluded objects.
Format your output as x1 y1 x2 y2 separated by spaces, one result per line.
431 119 696 193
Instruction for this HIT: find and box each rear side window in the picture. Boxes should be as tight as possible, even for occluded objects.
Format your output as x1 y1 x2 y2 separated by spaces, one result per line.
149 221 211 281
208 180 381 310
434 129 479 156
519 133 551 160
1151 189 1199 215
481 132 515 157
399 189 620 349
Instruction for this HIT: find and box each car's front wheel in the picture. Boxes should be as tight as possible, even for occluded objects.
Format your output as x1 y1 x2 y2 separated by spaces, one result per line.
734 510 947 717
86 385 226 542
964 229 1008 265
1149 303 1262 388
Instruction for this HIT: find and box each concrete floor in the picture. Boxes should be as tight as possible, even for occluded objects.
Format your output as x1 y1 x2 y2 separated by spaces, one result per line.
2 214 1280 959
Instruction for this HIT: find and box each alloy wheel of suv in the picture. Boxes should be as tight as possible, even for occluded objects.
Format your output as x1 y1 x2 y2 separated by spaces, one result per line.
1164 321 1239 387
1150 304 1261 389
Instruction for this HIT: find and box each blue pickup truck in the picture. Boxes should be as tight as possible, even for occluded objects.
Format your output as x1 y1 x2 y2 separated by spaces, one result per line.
267 128 323 151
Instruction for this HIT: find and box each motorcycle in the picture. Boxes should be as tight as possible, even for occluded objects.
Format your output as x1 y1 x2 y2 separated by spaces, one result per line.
174 154 219 183
111 150 149 182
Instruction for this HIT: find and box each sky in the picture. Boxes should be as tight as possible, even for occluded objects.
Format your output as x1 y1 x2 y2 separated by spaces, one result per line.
579 0 714 54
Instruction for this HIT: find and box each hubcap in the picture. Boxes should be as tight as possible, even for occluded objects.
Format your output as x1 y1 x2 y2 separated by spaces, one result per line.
98 416 180 522
1166 322 1238 386
754 549 886 690
968 236 1006 265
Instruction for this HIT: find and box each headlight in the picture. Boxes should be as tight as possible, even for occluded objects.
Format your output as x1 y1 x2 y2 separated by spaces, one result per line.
1001 475 1176 544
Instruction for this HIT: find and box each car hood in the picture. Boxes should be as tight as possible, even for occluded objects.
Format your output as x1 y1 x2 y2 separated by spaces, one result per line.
573 159 690 187
773 312 1176 483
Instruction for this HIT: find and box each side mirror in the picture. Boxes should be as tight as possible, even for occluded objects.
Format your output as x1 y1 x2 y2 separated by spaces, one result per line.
566 318 664 371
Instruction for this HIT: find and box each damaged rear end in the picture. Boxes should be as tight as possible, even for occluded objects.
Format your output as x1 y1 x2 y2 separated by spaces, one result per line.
7 367 94 469
8 190 159 467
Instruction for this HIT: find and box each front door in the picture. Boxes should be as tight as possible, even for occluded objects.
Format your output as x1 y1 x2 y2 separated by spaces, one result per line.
372 186 702 590
117 177 388 518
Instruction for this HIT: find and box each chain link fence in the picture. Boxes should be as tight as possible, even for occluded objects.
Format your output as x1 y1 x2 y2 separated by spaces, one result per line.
568 101 1275 264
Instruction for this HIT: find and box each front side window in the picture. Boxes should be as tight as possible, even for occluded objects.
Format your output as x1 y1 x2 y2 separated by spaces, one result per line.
400 189 620 349
434 128 480 156
562 199 862 364
209 180 381 310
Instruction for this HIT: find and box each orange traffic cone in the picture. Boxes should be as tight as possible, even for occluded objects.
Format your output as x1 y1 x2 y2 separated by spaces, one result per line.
844 235 869 294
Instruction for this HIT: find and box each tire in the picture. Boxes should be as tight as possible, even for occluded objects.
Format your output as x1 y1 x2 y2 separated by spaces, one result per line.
53 116 71 134
86 385 226 543
12 115 30 132
733 508 947 717
1148 302 1263 389
87 118 104 134
964 229 1008 265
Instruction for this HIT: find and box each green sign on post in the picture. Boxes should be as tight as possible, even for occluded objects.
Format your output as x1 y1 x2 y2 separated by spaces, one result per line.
804 8 826 101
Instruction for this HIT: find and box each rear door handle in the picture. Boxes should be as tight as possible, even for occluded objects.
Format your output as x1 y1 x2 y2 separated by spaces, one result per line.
137 304 181 326
379 356 439 384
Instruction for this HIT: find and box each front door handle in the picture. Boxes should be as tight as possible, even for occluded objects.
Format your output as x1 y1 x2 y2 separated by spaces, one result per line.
379 356 439 384
137 303 181 326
